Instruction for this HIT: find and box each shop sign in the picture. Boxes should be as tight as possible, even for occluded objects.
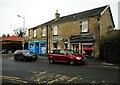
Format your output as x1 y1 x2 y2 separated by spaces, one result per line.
52 38 62 41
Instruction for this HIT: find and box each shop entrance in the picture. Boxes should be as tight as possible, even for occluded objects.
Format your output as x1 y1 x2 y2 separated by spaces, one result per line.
83 46 93 57
35 42 39 54
72 44 79 53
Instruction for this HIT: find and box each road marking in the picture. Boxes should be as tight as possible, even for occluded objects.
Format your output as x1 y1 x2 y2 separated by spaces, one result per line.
102 66 120 69
2 76 28 83
103 63 114 66
35 71 47 77
32 71 47 79
67 77 78 83
47 75 70 84
90 80 96 84
2 76 20 80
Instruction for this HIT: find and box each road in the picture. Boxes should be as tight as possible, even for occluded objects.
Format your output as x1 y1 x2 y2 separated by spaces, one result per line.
2 54 119 84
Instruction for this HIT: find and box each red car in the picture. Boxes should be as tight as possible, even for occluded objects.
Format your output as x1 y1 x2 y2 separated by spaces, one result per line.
48 49 86 65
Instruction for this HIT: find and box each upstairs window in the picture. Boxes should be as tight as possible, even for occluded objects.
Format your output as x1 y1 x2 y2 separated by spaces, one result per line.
54 26 58 35
82 20 88 32
42 28 46 37
33 30 36 38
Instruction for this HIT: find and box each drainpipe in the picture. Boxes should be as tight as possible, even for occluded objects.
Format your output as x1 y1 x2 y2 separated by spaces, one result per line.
46 25 49 55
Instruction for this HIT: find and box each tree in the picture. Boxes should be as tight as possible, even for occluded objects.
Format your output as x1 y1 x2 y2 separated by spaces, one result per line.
14 28 26 37
2 34 6 38
7 34 10 37
100 30 120 64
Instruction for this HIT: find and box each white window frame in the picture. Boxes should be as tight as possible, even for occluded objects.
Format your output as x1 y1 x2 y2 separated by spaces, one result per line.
54 26 58 35
82 20 88 32
33 30 36 38
42 28 46 37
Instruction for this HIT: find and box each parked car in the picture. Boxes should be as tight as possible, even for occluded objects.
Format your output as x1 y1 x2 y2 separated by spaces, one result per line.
14 50 38 61
2 49 8 54
48 49 86 65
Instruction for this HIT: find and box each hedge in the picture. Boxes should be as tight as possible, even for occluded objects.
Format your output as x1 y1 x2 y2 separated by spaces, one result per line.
100 30 120 64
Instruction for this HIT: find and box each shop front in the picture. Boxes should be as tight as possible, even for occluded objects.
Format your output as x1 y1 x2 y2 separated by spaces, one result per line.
28 40 47 55
70 34 95 57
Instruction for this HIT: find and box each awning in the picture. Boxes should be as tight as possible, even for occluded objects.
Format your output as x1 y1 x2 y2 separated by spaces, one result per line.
83 47 93 50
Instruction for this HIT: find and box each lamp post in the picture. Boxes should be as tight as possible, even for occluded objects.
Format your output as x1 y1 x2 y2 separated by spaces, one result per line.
17 15 25 50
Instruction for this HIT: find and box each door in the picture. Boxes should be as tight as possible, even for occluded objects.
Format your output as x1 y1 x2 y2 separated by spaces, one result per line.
53 50 60 61
59 50 69 62
73 44 79 53
35 42 39 54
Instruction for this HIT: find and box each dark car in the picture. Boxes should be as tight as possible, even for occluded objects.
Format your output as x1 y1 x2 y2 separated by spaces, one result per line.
14 50 38 61
48 49 86 65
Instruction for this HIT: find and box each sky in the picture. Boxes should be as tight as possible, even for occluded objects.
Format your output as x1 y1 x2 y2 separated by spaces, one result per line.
0 0 119 36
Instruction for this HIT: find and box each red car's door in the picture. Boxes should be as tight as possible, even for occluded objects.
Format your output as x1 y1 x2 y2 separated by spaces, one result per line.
58 50 69 62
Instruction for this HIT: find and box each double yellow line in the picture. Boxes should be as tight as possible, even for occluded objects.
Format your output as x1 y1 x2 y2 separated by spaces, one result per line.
2 76 28 83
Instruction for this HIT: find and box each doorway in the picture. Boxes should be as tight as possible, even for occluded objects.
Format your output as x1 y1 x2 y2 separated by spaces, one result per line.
35 42 39 54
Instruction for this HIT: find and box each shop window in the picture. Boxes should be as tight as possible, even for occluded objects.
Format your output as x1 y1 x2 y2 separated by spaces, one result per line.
64 43 68 49
41 44 46 54
30 44 34 48
53 26 58 36
60 50 67 55
82 20 88 32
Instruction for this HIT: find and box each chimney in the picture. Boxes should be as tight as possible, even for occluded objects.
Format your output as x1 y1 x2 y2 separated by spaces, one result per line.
55 10 60 20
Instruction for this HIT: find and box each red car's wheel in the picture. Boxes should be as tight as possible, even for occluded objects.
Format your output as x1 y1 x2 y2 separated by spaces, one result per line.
69 60 75 66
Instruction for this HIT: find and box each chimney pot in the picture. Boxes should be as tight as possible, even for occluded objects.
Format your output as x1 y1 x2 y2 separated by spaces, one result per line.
55 10 60 20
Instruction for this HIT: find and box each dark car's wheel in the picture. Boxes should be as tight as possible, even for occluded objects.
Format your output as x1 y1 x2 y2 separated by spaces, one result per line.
35 56 38 60
49 58 54 64
23 56 28 62
14 55 18 61
14 57 18 61
69 60 75 66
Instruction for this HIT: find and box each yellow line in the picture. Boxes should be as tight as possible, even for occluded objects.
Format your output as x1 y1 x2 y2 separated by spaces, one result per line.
33 71 47 79
47 75 70 84
67 77 78 82
2 76 20 80
2 76 28 83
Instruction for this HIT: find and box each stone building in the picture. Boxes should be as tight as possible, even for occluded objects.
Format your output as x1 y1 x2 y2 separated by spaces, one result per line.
28 5 115 57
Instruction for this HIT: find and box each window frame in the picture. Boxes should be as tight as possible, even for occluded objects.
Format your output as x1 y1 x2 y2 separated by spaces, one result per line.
42 28 46 37
33 30 37 38
53 25 58 36
81 20 89 33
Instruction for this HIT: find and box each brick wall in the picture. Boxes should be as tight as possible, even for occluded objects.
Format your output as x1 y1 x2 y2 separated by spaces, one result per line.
28 7 114 58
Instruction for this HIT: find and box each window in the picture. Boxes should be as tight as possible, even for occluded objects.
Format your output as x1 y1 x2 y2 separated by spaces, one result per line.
28 30 30 37
60 50 67 55
42 28 46 37
53 50 60 54
64 43 68 49
54 26 58 35
30 44 34 48
33 30 37 38
53 43 58 49
82 20 88 32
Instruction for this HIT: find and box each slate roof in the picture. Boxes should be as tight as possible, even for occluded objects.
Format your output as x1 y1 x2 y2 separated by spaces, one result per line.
32 5 114 29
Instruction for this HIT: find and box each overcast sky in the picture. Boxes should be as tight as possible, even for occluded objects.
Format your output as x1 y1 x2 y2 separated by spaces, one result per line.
0 0 119 36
